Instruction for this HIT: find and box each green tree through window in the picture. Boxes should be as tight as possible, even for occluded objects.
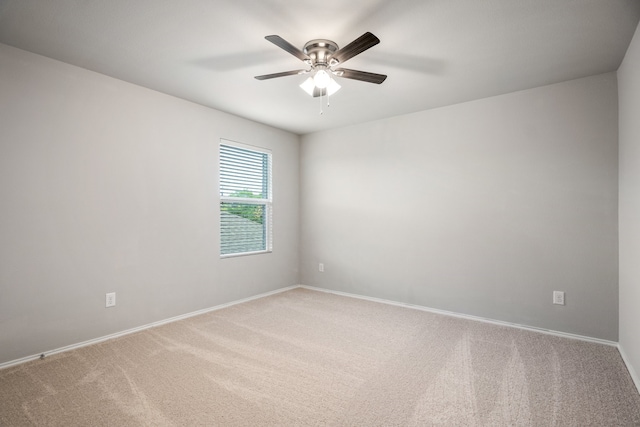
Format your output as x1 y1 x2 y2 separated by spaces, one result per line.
220 190 264 224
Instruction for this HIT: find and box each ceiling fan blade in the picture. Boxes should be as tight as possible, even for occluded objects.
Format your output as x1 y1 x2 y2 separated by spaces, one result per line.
254 70 307 80
265 35 310 61
332 32 380 64
334 68 387 84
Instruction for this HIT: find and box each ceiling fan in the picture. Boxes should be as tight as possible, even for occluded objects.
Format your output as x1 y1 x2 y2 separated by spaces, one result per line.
255 32 387 98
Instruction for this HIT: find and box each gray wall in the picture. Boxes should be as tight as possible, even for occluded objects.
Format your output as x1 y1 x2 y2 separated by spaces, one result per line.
0 44 300 364
300 73 619 341
0 38 627 366
619 21 640 386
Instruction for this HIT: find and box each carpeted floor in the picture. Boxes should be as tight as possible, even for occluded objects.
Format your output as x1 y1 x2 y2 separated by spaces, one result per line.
1 288 639 426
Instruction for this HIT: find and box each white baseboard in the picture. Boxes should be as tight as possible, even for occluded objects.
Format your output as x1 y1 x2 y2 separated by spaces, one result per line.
0 285 298 371
617 344 640 394
4 283 633 387
299 285 618 347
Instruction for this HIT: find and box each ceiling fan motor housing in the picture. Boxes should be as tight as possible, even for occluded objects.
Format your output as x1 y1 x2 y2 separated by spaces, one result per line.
303 39 339 67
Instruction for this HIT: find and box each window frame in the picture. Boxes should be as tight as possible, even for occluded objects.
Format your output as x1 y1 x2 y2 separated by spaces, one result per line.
219 139 273 258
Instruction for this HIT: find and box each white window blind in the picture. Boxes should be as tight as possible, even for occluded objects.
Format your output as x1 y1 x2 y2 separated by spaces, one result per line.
220 141 272 256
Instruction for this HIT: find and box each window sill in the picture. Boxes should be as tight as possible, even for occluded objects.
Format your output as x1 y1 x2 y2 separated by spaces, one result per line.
220 250 272 259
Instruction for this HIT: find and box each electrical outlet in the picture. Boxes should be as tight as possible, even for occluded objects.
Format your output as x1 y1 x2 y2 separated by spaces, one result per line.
553 291 565 305
319 263 324 272
106 292 116 308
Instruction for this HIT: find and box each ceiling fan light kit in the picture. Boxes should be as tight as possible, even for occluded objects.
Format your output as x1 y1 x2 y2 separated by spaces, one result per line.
312 68 331 89
255 32 386 111
299 76 341 97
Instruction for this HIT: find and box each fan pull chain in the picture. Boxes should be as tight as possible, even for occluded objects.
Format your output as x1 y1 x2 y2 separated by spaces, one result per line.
318 90 331 115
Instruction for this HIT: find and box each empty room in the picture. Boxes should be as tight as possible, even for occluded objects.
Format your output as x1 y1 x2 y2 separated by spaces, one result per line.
2 0 640 425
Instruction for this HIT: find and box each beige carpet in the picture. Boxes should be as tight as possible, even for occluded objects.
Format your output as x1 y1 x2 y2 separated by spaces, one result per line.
1 288 639 426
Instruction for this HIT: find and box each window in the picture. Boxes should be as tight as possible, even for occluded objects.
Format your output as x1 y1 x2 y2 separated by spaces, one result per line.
219 140 272 257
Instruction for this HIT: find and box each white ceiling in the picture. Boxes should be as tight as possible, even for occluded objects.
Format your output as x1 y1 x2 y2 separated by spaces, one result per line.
1 0 639 135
